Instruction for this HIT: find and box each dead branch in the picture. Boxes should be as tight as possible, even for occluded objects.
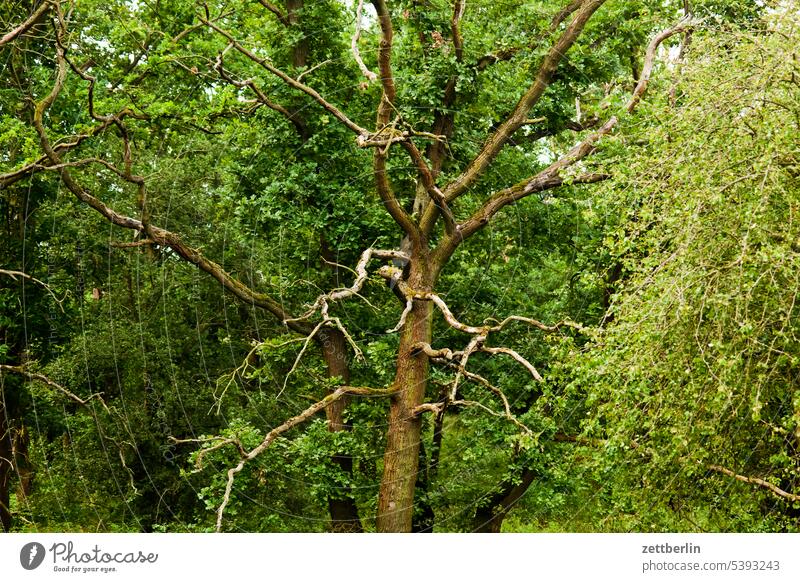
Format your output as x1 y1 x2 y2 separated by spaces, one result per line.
708 464 800 503
628 18 698 113
215 384 397 531
0 269 65 310
288 248 408 324
381 265 581 340
413 397 531 435
420 343 530 433
480 346 542 381
0 365 108 411
351 0 377 82
169 436 247 471
280 248 410 391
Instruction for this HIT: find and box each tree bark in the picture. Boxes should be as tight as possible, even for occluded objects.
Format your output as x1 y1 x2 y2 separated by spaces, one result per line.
285 0 308 69
472 468 536 533
13 424 34 504
411 433 434 532
0 388 12 532
318 327 363 532
376 265 433 532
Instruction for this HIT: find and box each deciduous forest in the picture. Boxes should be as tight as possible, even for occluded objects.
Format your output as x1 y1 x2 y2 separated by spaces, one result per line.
1 0 798 533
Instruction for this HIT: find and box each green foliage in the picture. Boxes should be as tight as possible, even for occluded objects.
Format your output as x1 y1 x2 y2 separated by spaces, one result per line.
2 0 786 534
567 7 800 531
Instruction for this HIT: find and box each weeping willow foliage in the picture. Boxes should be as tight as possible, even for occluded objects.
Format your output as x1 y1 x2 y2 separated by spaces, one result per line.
571 8 800 531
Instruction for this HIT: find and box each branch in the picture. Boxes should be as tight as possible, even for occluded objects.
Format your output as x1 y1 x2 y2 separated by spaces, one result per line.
213 44 308 137
0 269 65 310
371 0 396 110
551 0 586 30
0 365 107 411
400 141 456 236
280 248 410 390
366 0 425 250
451 0 466 63
436 118 615 259
708 465 800 503
215 384 398 531
0 1 52 47
432 19 695 263
255 0 290 26
414 397 531 435
29 16 311 336
109 239 156 248
441 0 608 202
473 0 586 71
169 436 247 472
351 0 377 82
0 111 145 189
381 266 578 408
480 346 542 381
288 248 408 323
201 18 369 137
627 18 697 113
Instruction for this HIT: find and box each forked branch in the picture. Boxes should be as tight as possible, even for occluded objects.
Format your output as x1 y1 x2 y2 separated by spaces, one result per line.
431 18 696 264
441 0 608 202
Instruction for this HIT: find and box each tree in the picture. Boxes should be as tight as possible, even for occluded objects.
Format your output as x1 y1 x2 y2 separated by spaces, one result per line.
1 0 723 532
567 4 800 531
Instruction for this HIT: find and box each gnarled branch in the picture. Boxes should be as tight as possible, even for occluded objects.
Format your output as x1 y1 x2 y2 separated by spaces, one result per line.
215 384 398 531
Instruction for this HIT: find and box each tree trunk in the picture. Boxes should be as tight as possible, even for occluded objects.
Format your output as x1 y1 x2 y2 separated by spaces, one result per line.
13 424 34 502
376 266 433 532
411 398 445 532
411 434 434 532
472 468 536 533
0 389 12 532
318 327 363 532
285 0 308 69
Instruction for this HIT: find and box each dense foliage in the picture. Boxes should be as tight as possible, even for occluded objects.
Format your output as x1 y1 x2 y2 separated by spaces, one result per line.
1 0 797 533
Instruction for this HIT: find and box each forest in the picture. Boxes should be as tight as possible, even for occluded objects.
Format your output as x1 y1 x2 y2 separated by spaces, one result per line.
0 0 798 533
